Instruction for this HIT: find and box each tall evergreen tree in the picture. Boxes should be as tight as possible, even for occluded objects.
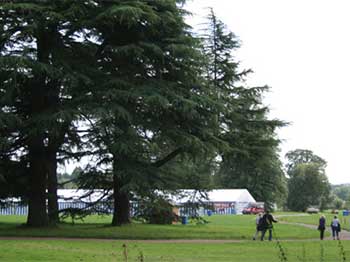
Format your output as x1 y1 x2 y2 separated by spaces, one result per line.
201 10 287 207
0 1 98 226
0 2 288 226
78 0 222 225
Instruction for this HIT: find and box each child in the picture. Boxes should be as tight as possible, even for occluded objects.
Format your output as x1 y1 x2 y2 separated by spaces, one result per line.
253 213 263 240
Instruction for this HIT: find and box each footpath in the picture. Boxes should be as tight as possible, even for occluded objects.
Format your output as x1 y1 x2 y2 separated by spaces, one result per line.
279 221 350 240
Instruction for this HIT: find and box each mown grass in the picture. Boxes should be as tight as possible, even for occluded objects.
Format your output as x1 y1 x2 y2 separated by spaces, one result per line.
0 214 322 240
277 212 350 230
1 212 346 262
0 239 349 262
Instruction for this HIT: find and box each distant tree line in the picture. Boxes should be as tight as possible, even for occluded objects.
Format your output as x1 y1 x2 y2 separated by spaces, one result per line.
0 1 286 227
331 184 350 209
284 149 332 211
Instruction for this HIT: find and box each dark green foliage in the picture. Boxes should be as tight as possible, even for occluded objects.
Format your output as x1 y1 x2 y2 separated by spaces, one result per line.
159 155 216 191
59 208 89 225
0 157 28 199
333 197 344 209
135 195 177 224
79 0 224 225
285 149 327 176
201 10 287 207
202 8 244 90
286 150 331 211
0 1 287 226
57 167 82 189
332 184 350 202
216 88 287 208
287 163 330 211
0 0 100 226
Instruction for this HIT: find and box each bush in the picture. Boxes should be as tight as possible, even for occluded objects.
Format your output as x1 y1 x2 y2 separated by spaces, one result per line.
135 196 177 224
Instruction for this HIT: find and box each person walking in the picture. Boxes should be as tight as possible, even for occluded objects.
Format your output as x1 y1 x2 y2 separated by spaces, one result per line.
260 210 278 241
318 215 326 240
253 213 263 240
331 215 341 240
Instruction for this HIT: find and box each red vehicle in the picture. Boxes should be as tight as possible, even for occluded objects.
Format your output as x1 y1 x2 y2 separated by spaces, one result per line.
242 203 264 215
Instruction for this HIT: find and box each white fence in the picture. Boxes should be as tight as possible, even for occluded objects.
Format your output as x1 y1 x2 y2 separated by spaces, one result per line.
0 201 250 216
0 203 28 215
0 201 113 216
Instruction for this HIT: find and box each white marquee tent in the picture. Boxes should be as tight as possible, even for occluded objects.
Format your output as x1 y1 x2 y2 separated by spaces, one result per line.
175 189 255 203
0 189 256 215
167 189 256 215
56 188 257 214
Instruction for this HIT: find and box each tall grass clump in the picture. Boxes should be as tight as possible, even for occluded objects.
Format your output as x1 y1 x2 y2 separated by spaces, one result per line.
122 243 128 262
319 243 325 262
273 229 288 262
121 243 146 262
296 244 306 262
138 251 145 262
338 240 346 262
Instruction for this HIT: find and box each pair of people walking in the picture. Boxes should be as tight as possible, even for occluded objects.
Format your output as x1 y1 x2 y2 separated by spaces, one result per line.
253 210 278 241
318 215 341 240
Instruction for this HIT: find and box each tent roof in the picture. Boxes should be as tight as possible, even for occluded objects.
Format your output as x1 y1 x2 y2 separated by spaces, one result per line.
57 189 107 202
207 189 256 202
166 189 256 204
55 189 256 203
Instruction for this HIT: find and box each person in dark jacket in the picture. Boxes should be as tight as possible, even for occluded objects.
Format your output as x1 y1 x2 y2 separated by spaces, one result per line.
318 215 326 240
260 210 278 241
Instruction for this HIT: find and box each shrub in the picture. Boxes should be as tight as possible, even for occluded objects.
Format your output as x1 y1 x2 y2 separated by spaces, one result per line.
135 195 177 224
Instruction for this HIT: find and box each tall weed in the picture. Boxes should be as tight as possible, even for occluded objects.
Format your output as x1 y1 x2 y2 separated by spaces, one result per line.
338 240 346 262
273 229 288 262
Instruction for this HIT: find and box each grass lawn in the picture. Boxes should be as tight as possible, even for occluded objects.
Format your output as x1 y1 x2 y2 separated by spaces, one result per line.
277 212 350 230
1 213 347 261
0 239 349 261
0 214 322 240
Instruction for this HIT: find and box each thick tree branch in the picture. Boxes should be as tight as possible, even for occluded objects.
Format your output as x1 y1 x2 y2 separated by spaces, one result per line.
152 147 184 168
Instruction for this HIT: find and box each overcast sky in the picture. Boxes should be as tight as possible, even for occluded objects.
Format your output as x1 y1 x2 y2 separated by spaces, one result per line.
185 0 350 184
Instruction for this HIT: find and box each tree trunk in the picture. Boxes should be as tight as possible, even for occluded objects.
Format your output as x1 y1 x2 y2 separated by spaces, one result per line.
27 139 49 227
26 24 59 227
111 175 131 226
47 151 59 224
